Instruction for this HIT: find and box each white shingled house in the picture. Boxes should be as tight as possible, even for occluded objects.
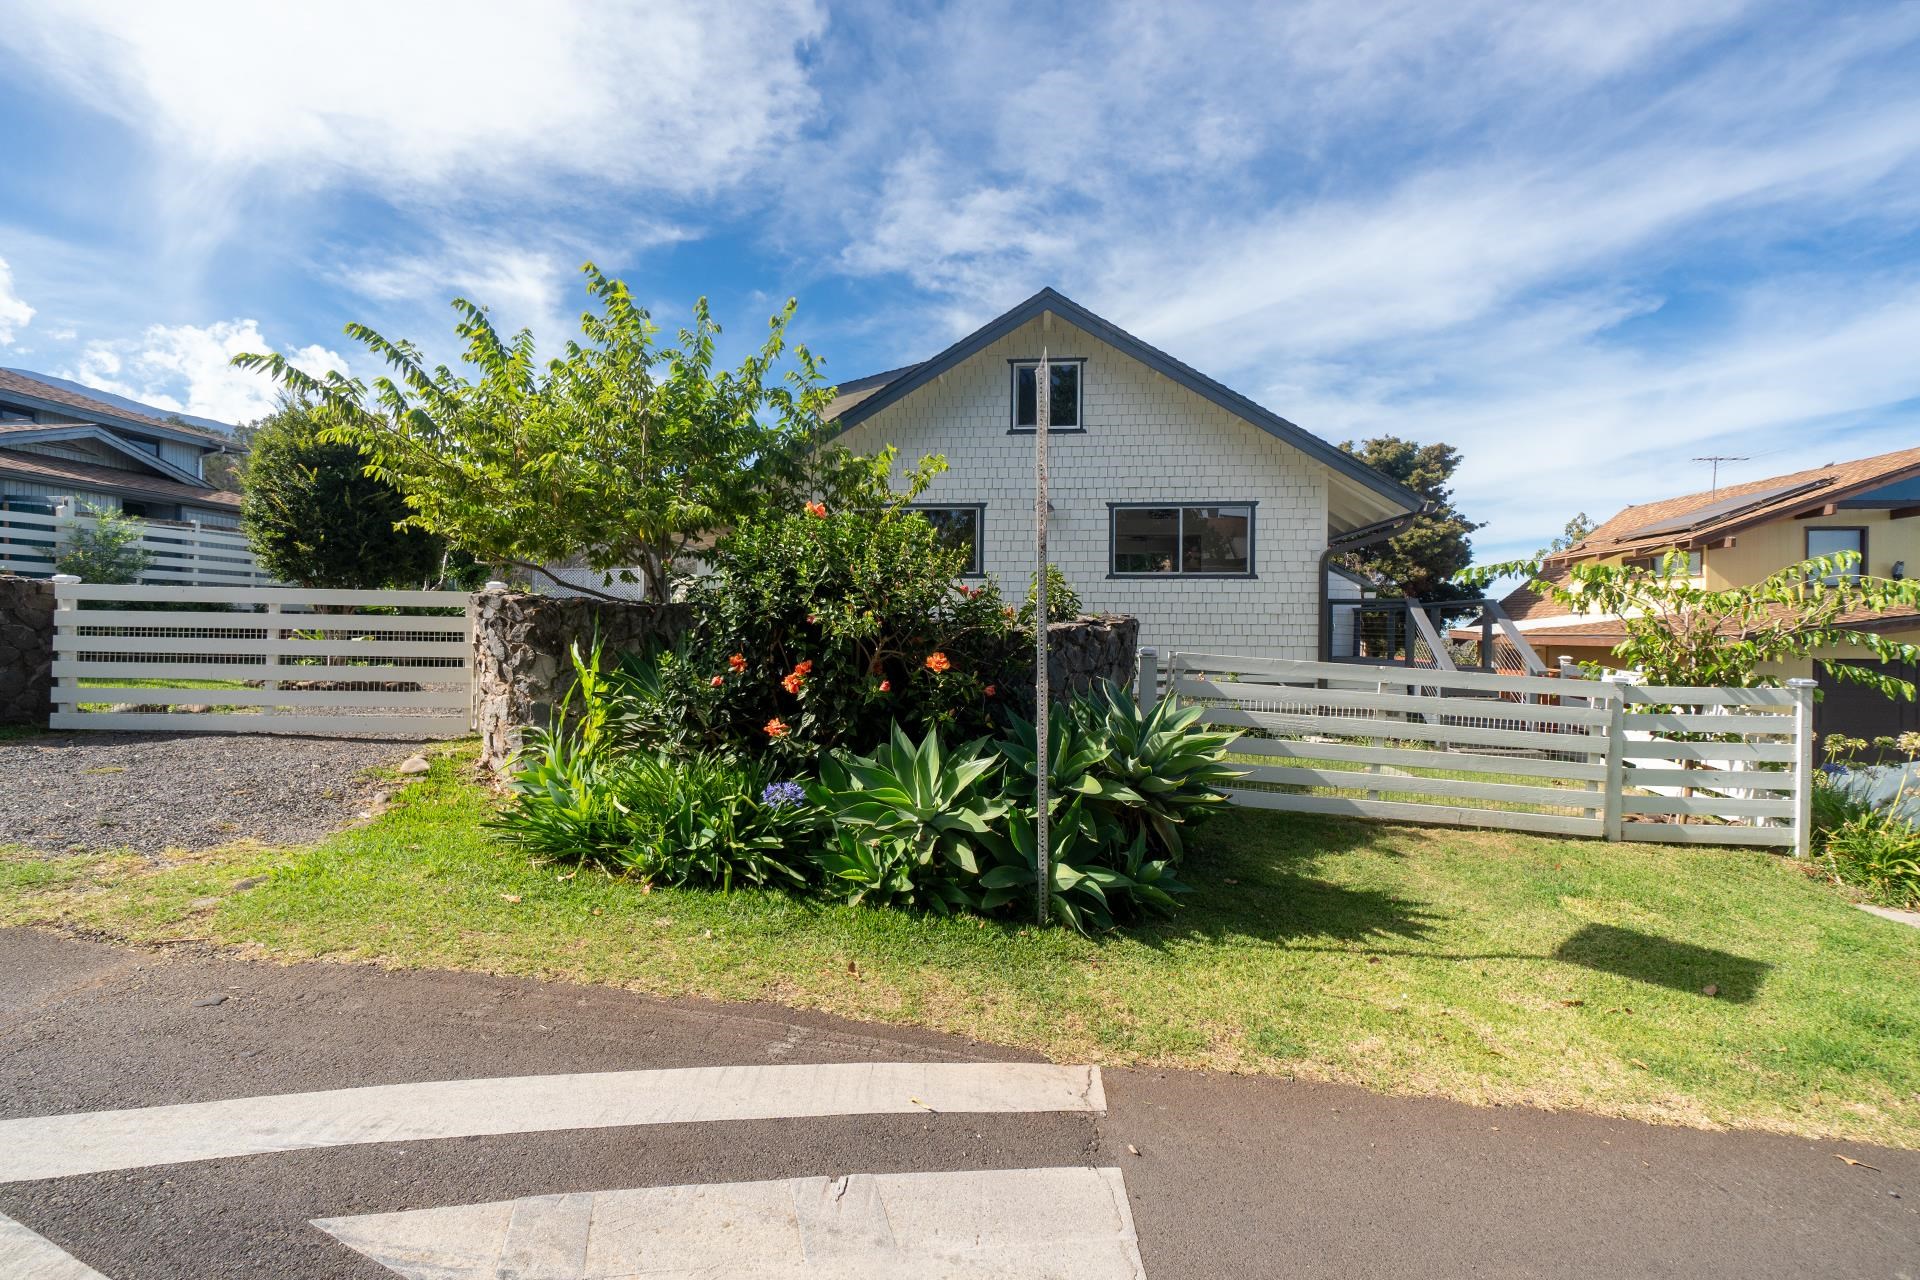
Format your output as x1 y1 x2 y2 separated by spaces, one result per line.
824 289 1423 662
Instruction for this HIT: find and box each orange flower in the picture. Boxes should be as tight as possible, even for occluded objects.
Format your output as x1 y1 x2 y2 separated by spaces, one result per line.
782 672 803 695
764 718 790 739
924 652 951 673
794 659 813 676
1003 606 1017 620
878 679 891 692
984 685 996 697
728 653 747 673
804 500 828 518
709 675 724 687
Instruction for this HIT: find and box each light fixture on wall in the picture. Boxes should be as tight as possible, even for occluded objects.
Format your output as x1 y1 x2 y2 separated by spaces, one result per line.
1894 560 1906 581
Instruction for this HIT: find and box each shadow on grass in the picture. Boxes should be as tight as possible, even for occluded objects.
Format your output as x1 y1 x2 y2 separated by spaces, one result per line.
1552 922 1771 1003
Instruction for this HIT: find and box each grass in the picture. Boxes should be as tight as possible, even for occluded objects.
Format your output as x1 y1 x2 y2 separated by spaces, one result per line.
3 743 1917 1147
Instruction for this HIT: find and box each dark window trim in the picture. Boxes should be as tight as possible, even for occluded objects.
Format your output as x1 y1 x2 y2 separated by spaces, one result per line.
1006 357 1088 434
1106 500 1258 579
907 502 987 577
1806 525 1868 581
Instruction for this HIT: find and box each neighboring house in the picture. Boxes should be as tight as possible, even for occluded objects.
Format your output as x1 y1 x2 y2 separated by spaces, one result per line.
0 367 241 527
1474 446 1920 744
824 288 1423 661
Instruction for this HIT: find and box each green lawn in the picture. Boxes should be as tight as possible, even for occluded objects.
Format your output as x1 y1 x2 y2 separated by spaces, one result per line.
3 743 1916 1147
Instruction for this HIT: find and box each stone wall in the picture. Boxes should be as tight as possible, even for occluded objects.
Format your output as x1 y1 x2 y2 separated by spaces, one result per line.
472 589 691 771
473 588 1141 771
0 575 54 727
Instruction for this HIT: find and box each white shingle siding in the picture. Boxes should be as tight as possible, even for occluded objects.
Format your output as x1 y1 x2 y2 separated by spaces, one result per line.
836 314 1331 661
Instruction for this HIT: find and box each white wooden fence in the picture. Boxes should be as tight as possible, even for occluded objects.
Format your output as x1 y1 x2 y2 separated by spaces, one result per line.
51 581 474 736
0 504 273 586
1151 651 1813 856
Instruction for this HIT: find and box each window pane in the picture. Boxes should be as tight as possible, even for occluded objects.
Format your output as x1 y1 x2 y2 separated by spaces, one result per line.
1181 506 1250 573
1808 528 1863 581
1014 363 1078 428
1049 364 1078 427
1113 507 1179 573
917 508 981 574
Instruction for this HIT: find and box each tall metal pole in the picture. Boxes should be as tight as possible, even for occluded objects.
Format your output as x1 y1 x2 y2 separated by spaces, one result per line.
1033 346 1051 927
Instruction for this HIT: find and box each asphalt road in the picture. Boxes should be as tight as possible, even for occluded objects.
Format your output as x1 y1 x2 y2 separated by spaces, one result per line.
1 927 1914 1278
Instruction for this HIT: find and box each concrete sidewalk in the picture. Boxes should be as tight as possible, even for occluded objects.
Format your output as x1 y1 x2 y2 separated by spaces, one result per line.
0 928 1913 1278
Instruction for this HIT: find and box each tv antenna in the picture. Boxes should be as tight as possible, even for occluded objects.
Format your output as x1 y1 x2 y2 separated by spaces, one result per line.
1691 455 1748 495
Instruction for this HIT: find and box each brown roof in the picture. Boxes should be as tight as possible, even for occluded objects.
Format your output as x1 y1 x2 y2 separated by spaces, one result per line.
1554 446 1920 565
0 448 240 510
0 370 231 444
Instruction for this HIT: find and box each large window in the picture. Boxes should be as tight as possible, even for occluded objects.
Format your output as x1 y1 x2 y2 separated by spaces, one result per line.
1807 527 1865 582
911 504 984 576
1110 503 1254 576
1010 359 1082 430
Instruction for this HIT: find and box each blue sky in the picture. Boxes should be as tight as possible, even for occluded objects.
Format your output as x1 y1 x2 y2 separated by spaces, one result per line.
1 1 1918 562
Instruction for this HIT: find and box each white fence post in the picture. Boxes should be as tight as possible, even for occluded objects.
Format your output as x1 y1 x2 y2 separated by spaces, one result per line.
1602 692 1625 842
49 574 80 727
1788 677 1817 859
1136 647 1159 711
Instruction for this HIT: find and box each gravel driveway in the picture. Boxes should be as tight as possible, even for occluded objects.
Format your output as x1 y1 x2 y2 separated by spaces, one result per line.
0 732 433 854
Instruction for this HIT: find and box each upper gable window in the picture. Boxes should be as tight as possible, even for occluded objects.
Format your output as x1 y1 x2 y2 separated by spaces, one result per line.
1010 359 1083 431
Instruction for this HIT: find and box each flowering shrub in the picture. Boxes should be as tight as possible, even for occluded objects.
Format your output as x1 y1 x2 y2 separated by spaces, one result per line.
668 497 1030 762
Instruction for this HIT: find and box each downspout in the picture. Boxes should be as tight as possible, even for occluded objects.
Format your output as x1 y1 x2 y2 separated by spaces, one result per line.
1318 508 1427 661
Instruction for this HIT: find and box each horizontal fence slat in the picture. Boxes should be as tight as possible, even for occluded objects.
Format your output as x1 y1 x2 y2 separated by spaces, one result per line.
1621 822 1796 847
1620 711 1794 733
1622 739 1797 763
1173 653 1585 700
1616 685 1797 706
1236 764 1591 809
1175 676 1610 727
1621 766 1793 792
1223 788 1606 836
51 660 462 682
49 711 468 735
64 685 469 709
56 584 470 607
61 610 469 632
1228 735 1609 782
1198 705 1600 754
1620 793 1795 818
53 635 469 659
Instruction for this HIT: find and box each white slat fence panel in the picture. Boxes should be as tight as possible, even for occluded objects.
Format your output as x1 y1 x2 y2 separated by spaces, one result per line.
50 579 474 738
1170 652 1809 854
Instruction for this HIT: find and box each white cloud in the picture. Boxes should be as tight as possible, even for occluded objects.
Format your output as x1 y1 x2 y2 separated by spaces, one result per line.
0 258 35 345
63 322 350 426
0 1 823 198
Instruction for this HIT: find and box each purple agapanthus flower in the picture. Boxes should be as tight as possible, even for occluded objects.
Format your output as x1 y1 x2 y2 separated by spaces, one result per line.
761 781 808 809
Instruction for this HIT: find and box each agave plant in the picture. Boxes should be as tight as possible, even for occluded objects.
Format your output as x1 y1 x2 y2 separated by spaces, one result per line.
978 806 1186 934
1074 678 1241 861
812 722 1008 899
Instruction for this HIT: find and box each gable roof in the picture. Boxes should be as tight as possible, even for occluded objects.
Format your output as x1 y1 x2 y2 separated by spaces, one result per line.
0 368 234 447
823 287 1423 513
1555 445 1920 565
0 449 241 510
0 423 212 487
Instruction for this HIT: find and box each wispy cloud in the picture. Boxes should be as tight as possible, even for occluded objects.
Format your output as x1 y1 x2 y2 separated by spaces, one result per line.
0 258 34 345
63 322 350 426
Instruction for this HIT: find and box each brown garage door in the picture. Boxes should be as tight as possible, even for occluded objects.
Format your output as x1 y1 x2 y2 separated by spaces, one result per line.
1816 660 1920 755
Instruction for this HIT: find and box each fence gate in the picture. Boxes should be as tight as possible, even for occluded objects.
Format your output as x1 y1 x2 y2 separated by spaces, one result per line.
51 581 474 736
1153 651 1813 856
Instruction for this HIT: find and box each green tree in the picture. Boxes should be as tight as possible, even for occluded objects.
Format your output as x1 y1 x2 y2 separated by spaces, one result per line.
1539 511 1596 558
1335 436 1481 602
200 418 257 491
233 265 832 603
55 503 151 583
240 397 445 589
1474 550 1920 697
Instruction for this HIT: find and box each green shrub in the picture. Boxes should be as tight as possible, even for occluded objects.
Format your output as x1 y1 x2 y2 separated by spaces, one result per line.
1067 679 1241 860
56 504 152 583
678 499 1029 762
1823 811 1920 909
1021 564 1082 625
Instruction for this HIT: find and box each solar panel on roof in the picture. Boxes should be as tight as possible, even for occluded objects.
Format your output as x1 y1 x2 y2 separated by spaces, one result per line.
1623 478 1832 540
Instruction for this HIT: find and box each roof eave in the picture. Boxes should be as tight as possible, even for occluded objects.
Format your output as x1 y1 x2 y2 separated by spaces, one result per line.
827 287 1423 514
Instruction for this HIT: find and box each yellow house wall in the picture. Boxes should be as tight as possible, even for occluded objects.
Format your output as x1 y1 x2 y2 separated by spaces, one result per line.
1701 508 1918 589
